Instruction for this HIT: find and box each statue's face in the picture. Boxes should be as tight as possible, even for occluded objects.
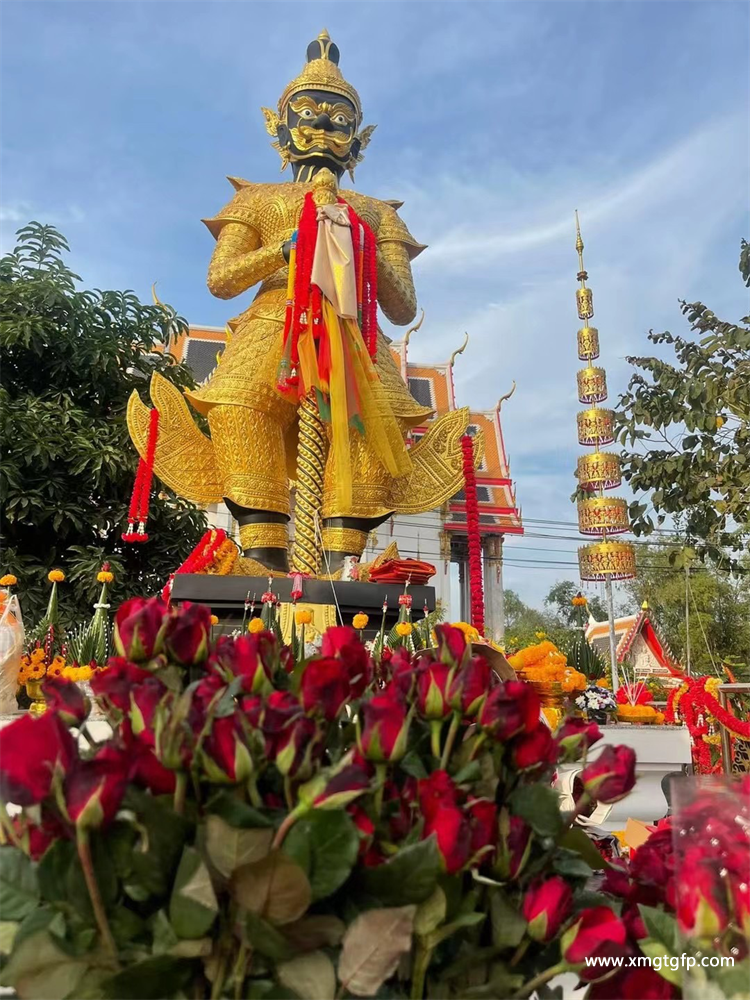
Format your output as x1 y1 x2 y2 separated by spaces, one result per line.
278 89 360 174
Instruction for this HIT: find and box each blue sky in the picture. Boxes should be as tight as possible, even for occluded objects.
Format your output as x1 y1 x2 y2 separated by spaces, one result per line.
2 1 748 609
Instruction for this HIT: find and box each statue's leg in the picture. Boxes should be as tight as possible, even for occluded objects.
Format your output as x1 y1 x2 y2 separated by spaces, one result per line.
208 404 292 573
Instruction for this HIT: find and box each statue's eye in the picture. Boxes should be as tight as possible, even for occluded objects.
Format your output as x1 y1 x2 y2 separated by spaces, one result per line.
333 113 348 126
299 108 314 119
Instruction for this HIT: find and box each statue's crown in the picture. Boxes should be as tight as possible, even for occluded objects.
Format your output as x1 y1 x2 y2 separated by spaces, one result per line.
278 29 362 123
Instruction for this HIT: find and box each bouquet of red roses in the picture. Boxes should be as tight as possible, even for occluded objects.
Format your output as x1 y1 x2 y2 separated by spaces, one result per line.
0 597 638 999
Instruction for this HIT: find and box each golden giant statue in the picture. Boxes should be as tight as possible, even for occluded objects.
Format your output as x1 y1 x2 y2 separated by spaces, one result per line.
128 30 473 577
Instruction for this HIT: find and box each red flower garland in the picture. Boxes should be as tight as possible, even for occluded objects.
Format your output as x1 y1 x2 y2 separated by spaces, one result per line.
461 434 485 633
666 676 750 774
161 529 228 602
123 407 159 543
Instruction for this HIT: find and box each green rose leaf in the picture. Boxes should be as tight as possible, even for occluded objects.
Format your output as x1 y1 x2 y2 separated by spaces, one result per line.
509 785 563 839
206 790 274 828
552 847 595 879
0 929 88 1000
278 950 337 1000
283 914 346 952
244 910 294 963
338 905 416 998
102 955 196 999
490 890 527 948
169 847 218 939
283 810 359 901
204 814 273 880
414 887 447 937
358 836 441 905
638 904 680 952
638 940 682 987
232 851 312 926
559 827 607 870
0 848 38 920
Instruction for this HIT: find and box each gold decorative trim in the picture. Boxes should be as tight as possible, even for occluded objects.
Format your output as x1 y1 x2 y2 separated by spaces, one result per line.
239 523 289 551
577 326 600 360
292 394 328 576
278 602 338 644
576 452 622 491
322 526 368 554
578 541 636 581
577 366 607 404
577 496 630 535
577 408 615 447
576 287 593 320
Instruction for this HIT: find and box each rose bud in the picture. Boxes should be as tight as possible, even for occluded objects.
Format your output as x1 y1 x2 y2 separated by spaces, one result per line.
424 804 470 874
162 601 212 666
321 626 372 698
350 806 375 859
416 661 453 719
130 743 176 795
512 722 558 773
434 624 467 665
676 867 730 939
448 655 491 717
42 676 89 728
561 906 627 966
588 967 679 1000
310 764 371 810
130 675 170 748
478 681 540 741
555 717 602 760
522 876 574 941
389 648 421 699
0 712 77 806
274 715 323 779
466 797 497 861
114 596 170 661
261 690 303 741
732 878 750 936
90 658 153 714
358 691 411 762
418 770 461 820
496 809 532 880
63 744 129 831
580 746 636 804
600 863 631 899
201 714 254 785
211 633 274 694
301 657 350 721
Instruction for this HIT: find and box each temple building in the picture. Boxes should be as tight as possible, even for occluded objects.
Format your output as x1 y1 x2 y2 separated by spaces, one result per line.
163 320 523 638
585 602 684 682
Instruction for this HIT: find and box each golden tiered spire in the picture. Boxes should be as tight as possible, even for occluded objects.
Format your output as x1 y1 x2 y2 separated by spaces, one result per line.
573 214 636 582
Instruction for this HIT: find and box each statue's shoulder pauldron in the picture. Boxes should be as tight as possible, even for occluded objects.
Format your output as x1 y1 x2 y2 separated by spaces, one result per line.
342 190 426 261
203 179 305 241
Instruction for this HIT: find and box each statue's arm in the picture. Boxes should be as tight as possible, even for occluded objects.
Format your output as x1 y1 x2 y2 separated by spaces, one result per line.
206 221 286 300
376 237 417 326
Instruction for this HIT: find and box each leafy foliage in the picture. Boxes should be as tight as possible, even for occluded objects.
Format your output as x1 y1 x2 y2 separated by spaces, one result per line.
615 241 750 565
0 223 207 620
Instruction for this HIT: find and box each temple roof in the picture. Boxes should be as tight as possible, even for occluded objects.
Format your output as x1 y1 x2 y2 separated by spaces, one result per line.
586 607 683 676
167 324 523 537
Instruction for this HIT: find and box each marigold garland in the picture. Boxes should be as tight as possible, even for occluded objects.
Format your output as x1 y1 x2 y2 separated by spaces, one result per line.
461 434 485 633
123 407 160 543
666 675 750 774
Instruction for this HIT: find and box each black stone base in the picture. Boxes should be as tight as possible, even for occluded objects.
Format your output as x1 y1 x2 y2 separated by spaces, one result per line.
170 575 435 639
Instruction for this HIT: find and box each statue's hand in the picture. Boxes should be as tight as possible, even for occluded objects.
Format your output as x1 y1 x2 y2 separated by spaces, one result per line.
282 240 293 264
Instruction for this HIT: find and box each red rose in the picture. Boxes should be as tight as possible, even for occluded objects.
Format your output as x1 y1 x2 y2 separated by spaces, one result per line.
622 902 647 941
478 681 540 741
562 906 627 965
522 876 574 941
580 746 636 804
211 633 274 694
732 878 750 935
383 779 416 842
130 675 169 748
434 624 467 664
301 657 350 721
466 797 497 859
91 658 153 713
448 655 491 717
261 690 303 741
555 717 602 759
274 715 322 779
424 805 470 874
42 676 89 728
350 805 375 859
64 744 129 831
0 712 77 806
189 673 226 729
512 722 557 773
130 743 176 795
113 596 169 661
600 863 631 898
418 771 460 820
13 812 65 860
358 689 411 762
321 626 372 698
416 661 453 719
201 714 253 784
311 763 371 809
496 810 532 880
676 865 730 939
588 966 679 999
388 648 421 699
163 601 212 665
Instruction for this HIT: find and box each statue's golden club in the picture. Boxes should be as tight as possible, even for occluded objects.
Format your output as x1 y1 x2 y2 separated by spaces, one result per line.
128 30 477 577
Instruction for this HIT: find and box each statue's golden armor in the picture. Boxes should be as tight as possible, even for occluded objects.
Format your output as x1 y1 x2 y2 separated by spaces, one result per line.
127 31 476 574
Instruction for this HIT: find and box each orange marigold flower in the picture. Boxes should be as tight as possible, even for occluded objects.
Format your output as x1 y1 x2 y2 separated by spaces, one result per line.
26 662 46 681
210 614 219 626
295 609 313 626
48 570 65 583
248 618 264 634
0 574 17 587
396 622 413 637
352 613 369 630
97 570 114 584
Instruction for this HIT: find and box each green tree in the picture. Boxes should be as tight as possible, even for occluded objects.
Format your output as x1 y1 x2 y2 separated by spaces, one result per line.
543 580 607 625
1 223 207 622
504 590 562 651
615 241 750 565
621 543 750 675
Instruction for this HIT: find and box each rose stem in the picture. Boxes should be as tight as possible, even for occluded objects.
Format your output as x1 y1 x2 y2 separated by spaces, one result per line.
76 828 120 967
439 713 461 769
511 962 567 998
410 942 434 999
374 763 387 817
173 772 187 815
430 719 442 759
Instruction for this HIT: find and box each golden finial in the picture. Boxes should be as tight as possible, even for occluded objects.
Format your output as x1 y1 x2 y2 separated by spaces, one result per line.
448 331 469 368
318 28 330 41
574 210 586 276
497 381 517 411
641 600 649 611
404 309 425 348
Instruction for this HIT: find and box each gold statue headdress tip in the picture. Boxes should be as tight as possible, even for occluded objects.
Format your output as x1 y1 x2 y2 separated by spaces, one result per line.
278 30 362 122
